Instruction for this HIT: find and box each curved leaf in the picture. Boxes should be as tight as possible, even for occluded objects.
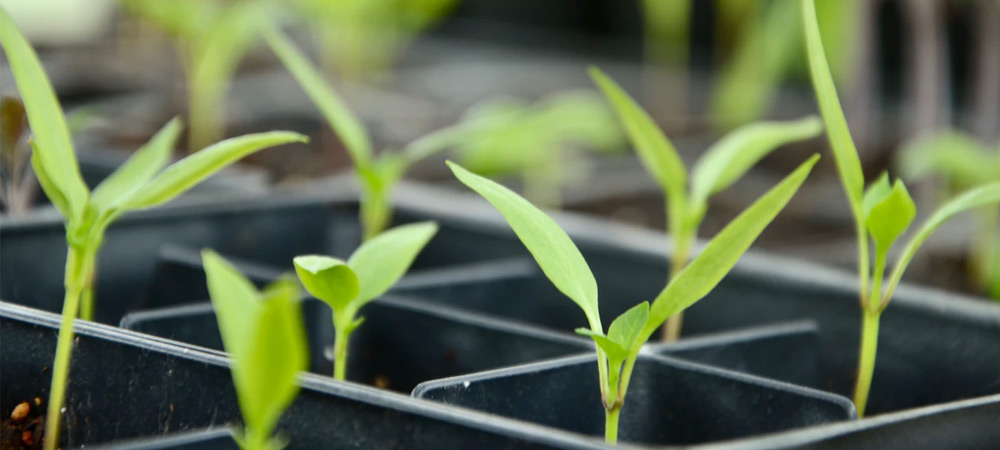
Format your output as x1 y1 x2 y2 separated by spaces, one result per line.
91 118 181 212
0 8 88 220
293 255 359 311
125 131 306 210
643 154 820 340
203 249 259 360
29 143 71 219
448 161 602 330
348 221 438 304
802 0 864 215
865 179 915 254
607 301 649 352
576 328 628 361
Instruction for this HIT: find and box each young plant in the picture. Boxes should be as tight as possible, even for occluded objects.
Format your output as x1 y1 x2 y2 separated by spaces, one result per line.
0 10 307 449
203 250 308 450
293 222 438 380
120 0 267 151
802 0 1000 417
590 67 823 341
264 26 493 240
897 131 1000 299
448 155 818 444
452 92 625 207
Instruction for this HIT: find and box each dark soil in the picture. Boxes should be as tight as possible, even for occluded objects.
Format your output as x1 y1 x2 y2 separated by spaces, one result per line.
2 399 45 450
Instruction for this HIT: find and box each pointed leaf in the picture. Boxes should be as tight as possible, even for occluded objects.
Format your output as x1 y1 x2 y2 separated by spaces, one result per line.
0 8 88 220
575 328 628 361
293 255 359 311
91 118 181 211
124 131 306 210
802 0 864 215
30 143 71 219
606 301 649 352
590 67 686 199
691 116 822 207
643 155 820 340
349 221 438 304
203 249 259 360
263 25 372 165
449 161 602 329
862 172 892 220
865 179 916 252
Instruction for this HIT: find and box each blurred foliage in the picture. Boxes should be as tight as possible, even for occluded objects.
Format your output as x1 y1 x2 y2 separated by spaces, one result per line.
290 0 460 81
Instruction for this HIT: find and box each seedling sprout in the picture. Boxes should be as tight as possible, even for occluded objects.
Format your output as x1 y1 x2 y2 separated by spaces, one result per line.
204 250 308 450
802 0 1000 417
591 67 822 341
0 9 307 448
293 222 438 380
448 152 817 443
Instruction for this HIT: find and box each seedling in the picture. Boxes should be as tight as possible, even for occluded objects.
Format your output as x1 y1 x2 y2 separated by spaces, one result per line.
203 250 308 450
265 26 496 240
0 10 307 448
802 0 1000 417
289 0 458 80
453 92 624 207
591 67 822 341
448 155 817 444
293 222 438 380
897 131 1000 299
121 0 267 151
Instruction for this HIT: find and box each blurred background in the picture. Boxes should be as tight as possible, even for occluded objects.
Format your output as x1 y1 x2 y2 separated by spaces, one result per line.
1 0 998 299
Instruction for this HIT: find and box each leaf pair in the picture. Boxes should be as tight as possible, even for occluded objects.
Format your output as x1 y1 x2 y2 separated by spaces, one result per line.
203 250 307 450
293 222 439 317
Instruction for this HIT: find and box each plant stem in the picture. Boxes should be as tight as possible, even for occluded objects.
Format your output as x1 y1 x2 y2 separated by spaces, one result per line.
855 219 871 308
970 206 999 292
853 309 880 418
44 244 94 450
332 312 352 381
79 274 95 321
662 225 691 342
604 407 621 444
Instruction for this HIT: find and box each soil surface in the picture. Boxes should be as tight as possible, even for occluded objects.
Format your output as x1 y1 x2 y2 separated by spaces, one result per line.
2 398 45 450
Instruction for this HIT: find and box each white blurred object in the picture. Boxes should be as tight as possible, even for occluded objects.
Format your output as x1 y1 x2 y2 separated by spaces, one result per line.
0 0 116 45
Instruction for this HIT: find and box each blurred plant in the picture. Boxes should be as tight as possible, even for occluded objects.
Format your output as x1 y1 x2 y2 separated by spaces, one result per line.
452 92 625 208
449 153 816 444
639 0 690 70
120 0 268 152
0 9 306 448
293 222 437 380
203 250 307 450
591 67 823 341
265 25 500 240
802 0 1000 417
290 0 459 81
897 131 1000 299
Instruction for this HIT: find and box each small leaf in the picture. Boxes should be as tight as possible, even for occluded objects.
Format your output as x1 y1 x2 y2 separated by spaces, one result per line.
690 116 823 207
802 0 865 216
91 118 181 212
865 179 916 253
236 278 307 443
590 67 687 200
0 8 89 221
644 155 820 340
606 302 649 352
862 173 892 220
203 249 259 361
263 25 372 165
293 255 359 311
349 221 438 304
125 131 306 210
449 161 602 330
575 328 628 361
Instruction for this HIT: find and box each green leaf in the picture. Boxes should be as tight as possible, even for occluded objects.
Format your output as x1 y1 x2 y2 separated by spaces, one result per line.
690 116 822 208
293 255 359 311
125 131 306 210
883 183 1000 303
203 249 260 361
590 68 686 199
865 179 916 253
29 143 72 219
236 277 307 444
91 118 181 212
606 302 649 352
897 130 1000 187
575 328 628 361
643 154 820 340
0 8 89 221
802 0 864 216
448 161 602 330
862 173 892 220
349 221 438 304
263 25 373 165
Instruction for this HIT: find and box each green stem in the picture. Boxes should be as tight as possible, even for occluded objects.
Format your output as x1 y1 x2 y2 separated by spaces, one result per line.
662 210 691 342
604 407 621 444
603 353 639 444
855 219 871 307
44 244 94 450
971 206 999 291
853 309 880 418
79 278 95 321
332 311 353 381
